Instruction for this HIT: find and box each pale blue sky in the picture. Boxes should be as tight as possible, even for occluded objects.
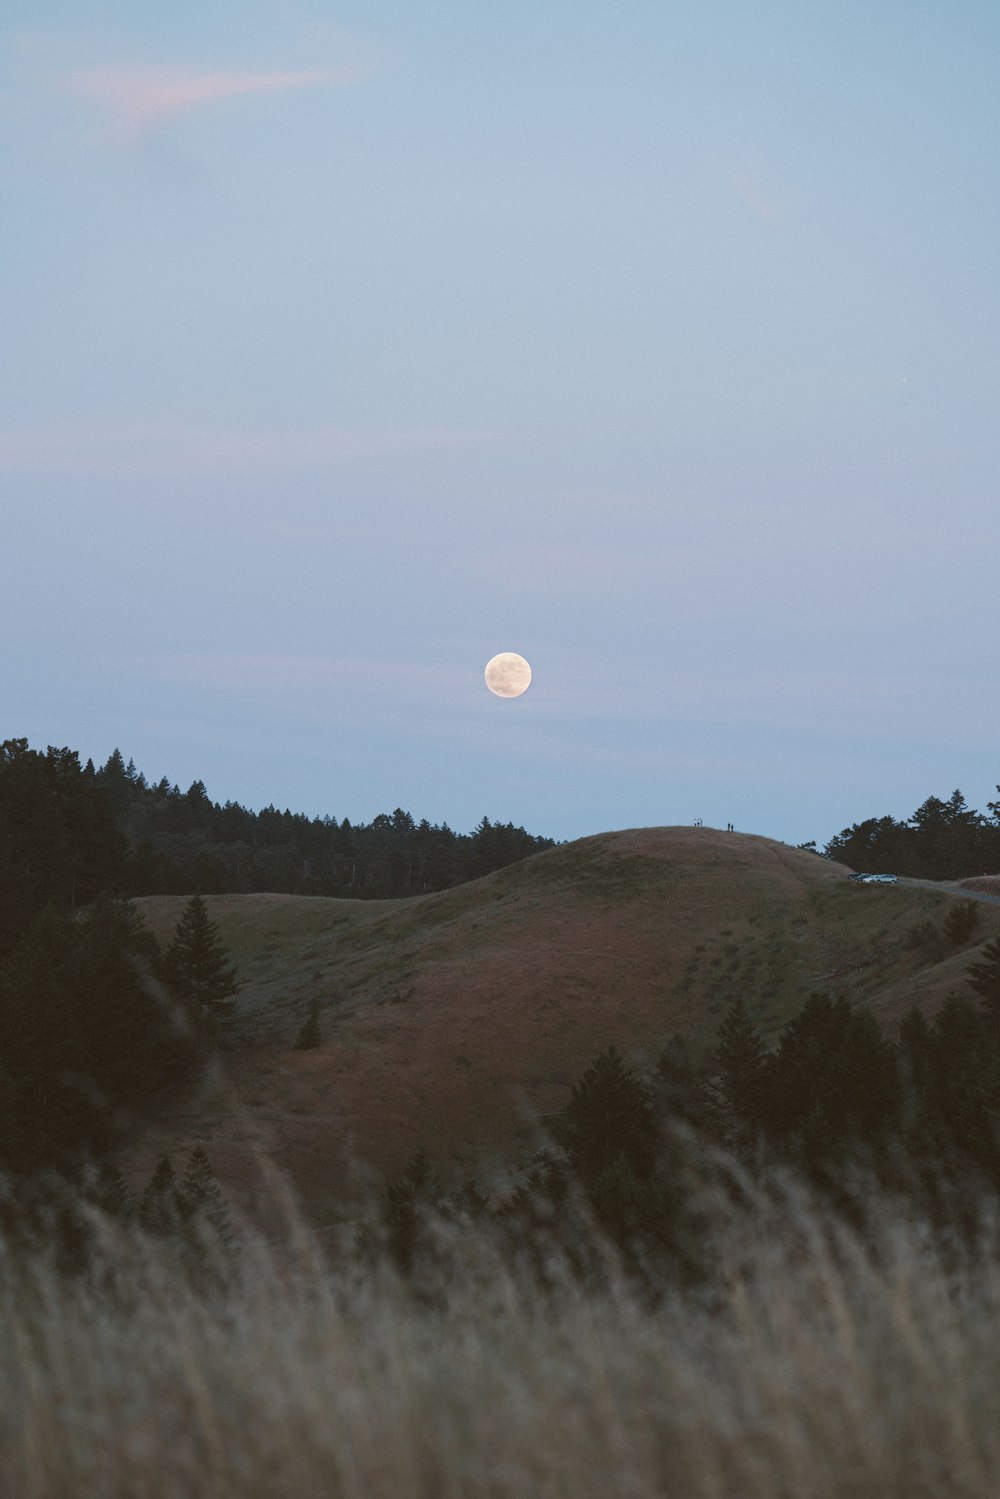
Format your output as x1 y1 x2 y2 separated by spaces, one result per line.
3 2 998 845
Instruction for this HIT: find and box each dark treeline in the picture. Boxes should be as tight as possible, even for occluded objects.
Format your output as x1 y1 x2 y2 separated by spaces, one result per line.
0 881 238 1190
0 894 198 1176
1 738 555 905
98 746 555 898
0 850 242 1260
825 786 1000 879
1 737 251 1188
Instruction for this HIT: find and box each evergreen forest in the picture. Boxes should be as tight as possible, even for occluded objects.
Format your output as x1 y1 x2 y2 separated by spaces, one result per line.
824 786 1000 879
0 737 556 906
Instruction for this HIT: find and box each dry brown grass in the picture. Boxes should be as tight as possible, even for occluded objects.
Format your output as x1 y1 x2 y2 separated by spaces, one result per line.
3 1179 1000 1497
128 830 1000 1212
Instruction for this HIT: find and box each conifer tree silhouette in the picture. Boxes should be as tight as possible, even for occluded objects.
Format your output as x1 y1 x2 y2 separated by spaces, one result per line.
968 937 1000 1020
140 1156 184 1234
164 895 239 1018
558 1046 658 1183
705 996 768 1145
180 1146 235 1250
942 901 979 949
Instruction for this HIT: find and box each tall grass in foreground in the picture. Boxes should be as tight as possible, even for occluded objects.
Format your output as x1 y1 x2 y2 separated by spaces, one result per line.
2 1177 999 1498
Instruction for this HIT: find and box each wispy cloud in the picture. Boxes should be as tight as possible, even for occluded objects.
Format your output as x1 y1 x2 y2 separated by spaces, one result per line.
0 423 501 477
61 63 368 135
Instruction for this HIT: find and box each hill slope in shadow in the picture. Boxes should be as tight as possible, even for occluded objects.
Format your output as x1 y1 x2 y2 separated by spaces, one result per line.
131 827 1000 1214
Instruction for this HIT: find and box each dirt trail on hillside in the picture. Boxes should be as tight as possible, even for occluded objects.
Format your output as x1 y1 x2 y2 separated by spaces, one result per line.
899 878 1000 908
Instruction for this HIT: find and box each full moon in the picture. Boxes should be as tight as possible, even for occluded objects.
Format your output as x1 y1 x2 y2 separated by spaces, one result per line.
484 652 532 698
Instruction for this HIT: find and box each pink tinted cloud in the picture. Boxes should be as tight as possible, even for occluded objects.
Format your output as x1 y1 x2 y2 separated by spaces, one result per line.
63 63 367 133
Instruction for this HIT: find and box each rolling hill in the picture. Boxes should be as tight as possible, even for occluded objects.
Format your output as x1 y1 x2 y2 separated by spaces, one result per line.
128 826 1000 1218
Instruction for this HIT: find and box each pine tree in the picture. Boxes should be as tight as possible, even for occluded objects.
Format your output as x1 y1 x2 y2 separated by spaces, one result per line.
553 1047 692 1250
164 895 239 1018
967 937 1000 1020
927 993 1000 1177
140 1156 184 1234
557 1046 657 1184
76 895 190 1104
96 747 133 819
87 1161 134 1222
898 1005 935 1107
180 1146 235 1250
758 992 900 1154
655 1035 707 1127
942 900 979 949
705 996 768 1145
0 907 113 1171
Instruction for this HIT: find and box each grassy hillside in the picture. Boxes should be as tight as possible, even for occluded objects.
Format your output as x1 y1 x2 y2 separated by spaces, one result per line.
130 827 1000 1216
